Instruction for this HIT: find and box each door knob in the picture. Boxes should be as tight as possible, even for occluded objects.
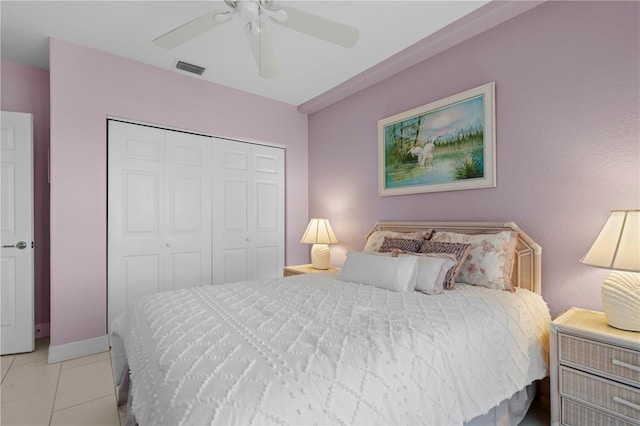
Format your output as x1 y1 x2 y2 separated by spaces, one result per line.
2 241 27 249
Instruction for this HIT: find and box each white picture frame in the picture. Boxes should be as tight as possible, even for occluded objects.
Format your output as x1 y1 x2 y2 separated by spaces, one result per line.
378 82 496 196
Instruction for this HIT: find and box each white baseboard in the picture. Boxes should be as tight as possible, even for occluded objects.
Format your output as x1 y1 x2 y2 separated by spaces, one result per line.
48 335 110 364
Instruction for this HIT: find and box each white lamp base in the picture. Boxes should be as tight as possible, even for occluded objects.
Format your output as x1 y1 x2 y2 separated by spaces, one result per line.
601 271 640 332
310 244 330 270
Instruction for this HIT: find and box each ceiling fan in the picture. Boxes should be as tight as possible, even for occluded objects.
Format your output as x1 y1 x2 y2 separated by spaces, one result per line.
153 0 360 78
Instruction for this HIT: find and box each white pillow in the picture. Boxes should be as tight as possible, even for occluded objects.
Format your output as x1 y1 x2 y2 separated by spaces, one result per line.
397 253 457 294
339 251 418 292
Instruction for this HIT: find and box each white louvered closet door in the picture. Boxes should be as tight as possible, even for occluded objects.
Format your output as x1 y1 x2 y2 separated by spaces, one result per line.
212 139 284 285
107 121 212 329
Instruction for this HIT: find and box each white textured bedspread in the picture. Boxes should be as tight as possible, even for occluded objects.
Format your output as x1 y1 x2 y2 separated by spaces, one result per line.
111 274 550 426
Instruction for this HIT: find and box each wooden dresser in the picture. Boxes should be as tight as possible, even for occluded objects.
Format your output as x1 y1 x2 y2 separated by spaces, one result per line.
550 308 640 425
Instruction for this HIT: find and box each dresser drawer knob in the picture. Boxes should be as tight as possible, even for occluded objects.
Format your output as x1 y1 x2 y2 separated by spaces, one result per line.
613 396 640 412
612 358 640 373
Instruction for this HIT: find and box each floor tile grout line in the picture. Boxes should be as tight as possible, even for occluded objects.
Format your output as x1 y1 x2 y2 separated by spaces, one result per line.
48 362 62 426
60 354 112 372
51 391 118 414
0 387 56 406
0 356 16 384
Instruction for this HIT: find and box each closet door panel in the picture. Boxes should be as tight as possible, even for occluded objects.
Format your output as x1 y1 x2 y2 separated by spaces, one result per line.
212 140 252 284
124 171 160 236
108 122 213 329
123 255 161 306
164 131 212 291
212 140 283 284
255 152 279 174
169 251 204 290
250 145 285 280
222 148 249 171
217 179 249 283
221 248 248 283
169 175 202 233
108 122 166 327
256 181 278 231
223 180 248 232
256 246 279 281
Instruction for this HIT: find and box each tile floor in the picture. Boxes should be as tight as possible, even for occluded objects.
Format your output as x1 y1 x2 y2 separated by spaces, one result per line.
1 338 123 426
1 338 549 426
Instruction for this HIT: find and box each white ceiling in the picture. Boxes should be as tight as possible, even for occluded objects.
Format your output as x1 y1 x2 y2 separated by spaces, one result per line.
1 1 492 106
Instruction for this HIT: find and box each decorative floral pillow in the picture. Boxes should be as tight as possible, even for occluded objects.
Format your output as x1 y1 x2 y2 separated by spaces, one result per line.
430 231 518 291
379 237 423 253
363 230 433 252
419 241 472 289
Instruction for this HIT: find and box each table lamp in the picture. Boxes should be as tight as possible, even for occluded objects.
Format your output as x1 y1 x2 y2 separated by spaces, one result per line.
301 218 338 270
580 210 640 331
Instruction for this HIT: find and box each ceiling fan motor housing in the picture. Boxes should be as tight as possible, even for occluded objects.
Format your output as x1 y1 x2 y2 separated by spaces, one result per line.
236 1 260 21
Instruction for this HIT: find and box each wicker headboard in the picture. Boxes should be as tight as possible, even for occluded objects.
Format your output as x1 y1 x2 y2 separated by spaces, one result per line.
366 221 542 294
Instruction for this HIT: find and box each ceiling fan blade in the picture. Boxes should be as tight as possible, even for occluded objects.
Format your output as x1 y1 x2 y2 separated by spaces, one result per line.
268 5 359 48
244 22 278 78
154 10 228 49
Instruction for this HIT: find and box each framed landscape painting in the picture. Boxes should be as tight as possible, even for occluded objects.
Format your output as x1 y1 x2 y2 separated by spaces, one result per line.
378 82 496 196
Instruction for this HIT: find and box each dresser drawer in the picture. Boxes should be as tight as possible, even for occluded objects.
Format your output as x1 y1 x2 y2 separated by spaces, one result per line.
560 334 640 386
562 398 636 426
561 367 640 422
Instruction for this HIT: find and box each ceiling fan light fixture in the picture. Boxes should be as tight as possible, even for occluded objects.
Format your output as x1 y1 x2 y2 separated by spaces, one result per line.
236 1 260 21
247 21 261 36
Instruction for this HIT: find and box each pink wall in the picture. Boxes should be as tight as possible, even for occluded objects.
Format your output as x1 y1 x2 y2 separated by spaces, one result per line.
308 1 640 318
1 60 51 334
49 39 309 346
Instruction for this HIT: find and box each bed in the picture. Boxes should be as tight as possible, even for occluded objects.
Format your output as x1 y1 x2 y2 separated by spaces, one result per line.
110 221 550 425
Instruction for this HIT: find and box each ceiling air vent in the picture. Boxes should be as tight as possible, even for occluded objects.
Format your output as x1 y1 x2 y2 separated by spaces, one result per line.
176 60 205 76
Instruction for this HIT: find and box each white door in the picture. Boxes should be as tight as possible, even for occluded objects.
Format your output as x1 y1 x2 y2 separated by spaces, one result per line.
1 111 35 355
107 121 212 329
212 139 284 284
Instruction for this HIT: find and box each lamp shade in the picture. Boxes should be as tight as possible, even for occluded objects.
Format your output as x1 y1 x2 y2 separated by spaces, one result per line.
300 218 338 245
580 210 640 272
580 209 640 331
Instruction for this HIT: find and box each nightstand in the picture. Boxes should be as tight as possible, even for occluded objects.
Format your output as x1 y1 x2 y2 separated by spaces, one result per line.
550 307 640 426
283 264 341 278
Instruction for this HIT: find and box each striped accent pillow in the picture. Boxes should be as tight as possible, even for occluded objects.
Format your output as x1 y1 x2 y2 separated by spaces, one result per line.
419 241 472 289
379 237 423 253
363 230 433 252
